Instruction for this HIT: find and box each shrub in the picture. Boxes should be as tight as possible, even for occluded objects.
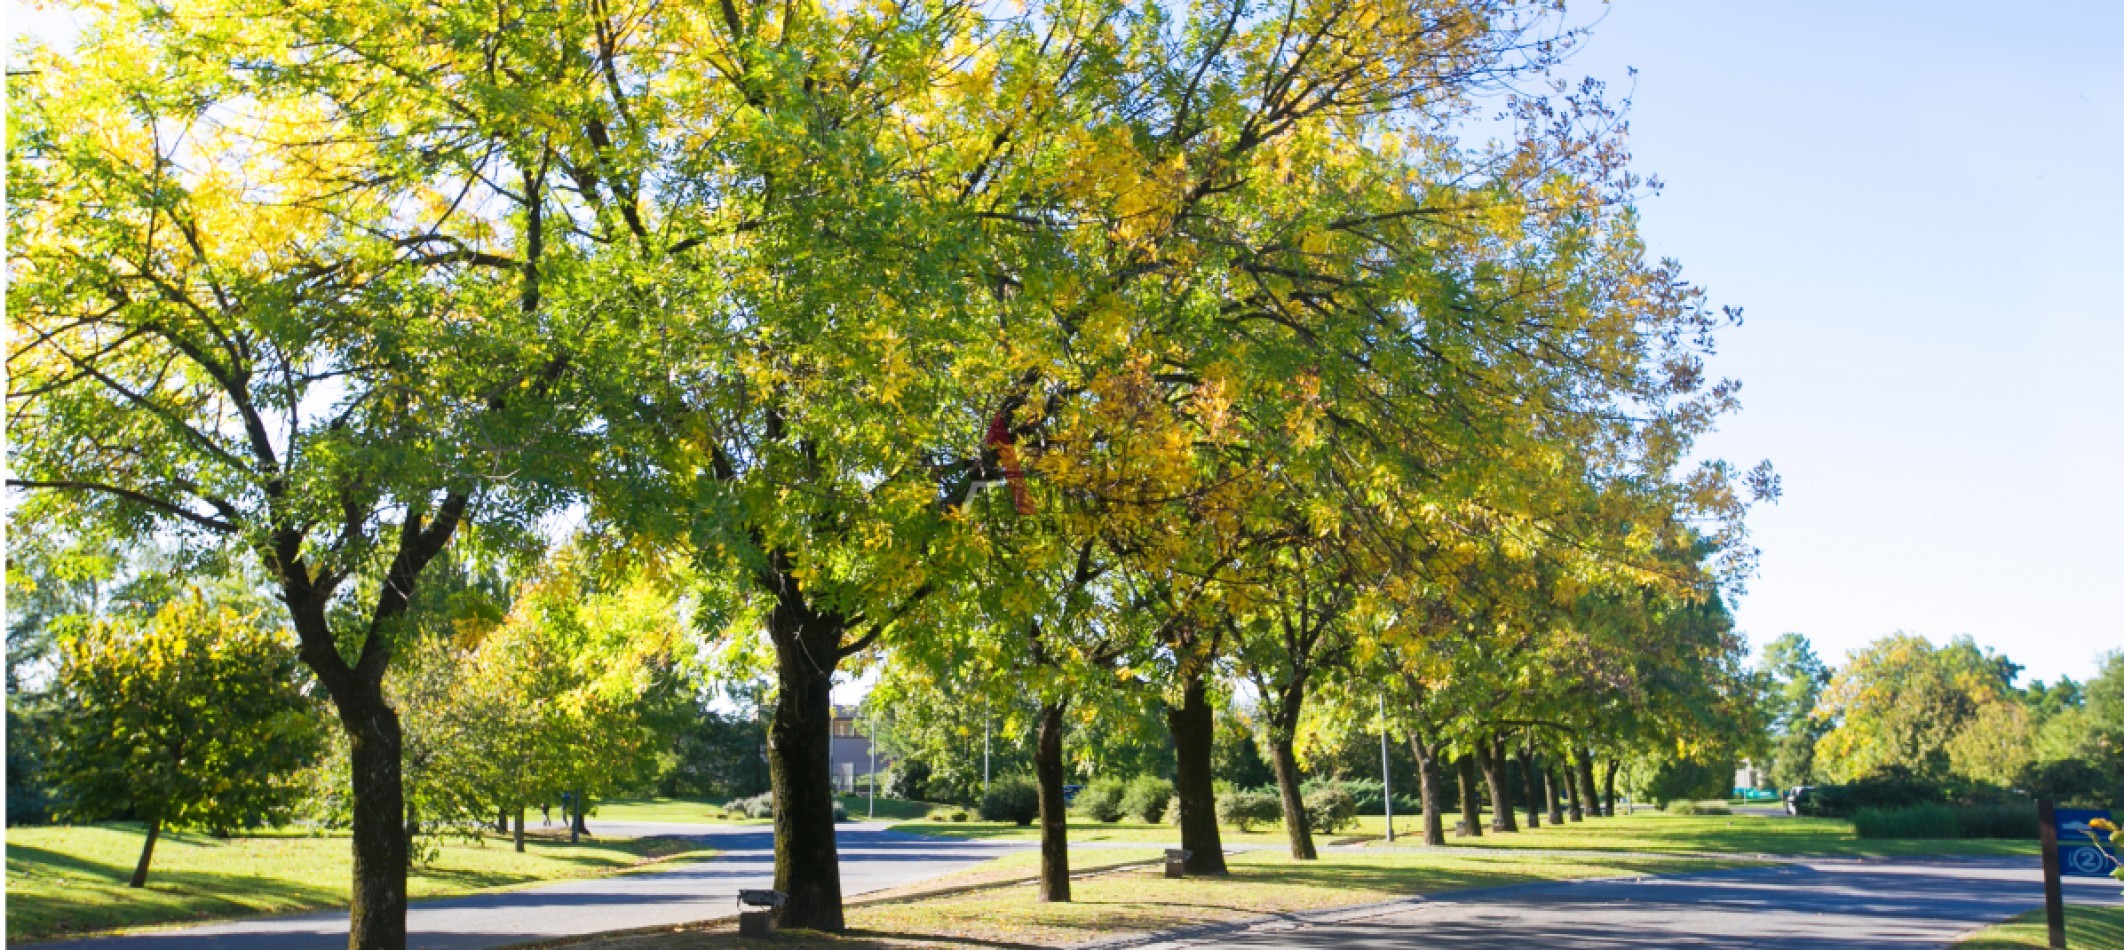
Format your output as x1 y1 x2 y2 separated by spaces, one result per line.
1854 802 2037 839
1303 786 1358 834
729 792 774 819
833 799 849 822
1666 802 1732 816
1121 776 1174 824
1217 790 1282 831
886 759 932 802
1074 778 1128 823
1799 770 1947 818
979 776 1040 826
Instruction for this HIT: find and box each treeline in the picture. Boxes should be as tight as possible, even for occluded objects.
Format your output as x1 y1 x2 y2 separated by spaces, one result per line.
1759 632 2124 814
5 540 775 882
8 0 1771 945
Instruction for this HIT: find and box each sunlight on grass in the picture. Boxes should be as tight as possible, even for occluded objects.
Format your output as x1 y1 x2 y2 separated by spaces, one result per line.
5 823 713 942
894 808 2039 858
1955 903 2124 947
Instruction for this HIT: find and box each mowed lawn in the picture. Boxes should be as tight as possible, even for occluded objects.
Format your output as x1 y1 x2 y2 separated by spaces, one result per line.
562 847 1750 949
5 823 713 943
590 795 934 825
1957 904 2124 947
897 808 2040 858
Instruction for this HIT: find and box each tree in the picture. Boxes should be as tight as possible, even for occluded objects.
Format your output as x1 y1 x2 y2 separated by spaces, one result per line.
1813 634 2017 784
50 593 324 886
9 6 597 939
1759 633 1829 788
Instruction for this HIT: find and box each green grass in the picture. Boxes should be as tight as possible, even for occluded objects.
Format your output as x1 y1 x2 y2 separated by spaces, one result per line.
590 795 937 825
1955 903 2124 947
555 846 1750 949
895 808 2040 858
5 822 714 943
590 796 741 823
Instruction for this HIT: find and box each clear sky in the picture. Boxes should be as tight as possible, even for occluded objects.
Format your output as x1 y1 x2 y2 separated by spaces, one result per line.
9 1 2118 685
1553 1 2123 684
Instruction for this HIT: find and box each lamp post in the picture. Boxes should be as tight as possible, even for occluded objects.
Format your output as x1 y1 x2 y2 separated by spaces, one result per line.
1380 693 1394 843
868 704 878 820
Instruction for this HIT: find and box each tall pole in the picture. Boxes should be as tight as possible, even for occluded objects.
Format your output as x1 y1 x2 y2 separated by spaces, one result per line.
983 699 992 792
868 704 878 819
2038 798 2066 948
1380 693 1395 843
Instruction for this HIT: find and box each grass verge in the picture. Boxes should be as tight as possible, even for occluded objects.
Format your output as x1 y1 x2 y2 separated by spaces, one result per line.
1955 904 2124 947
5 823 714 943
548 846 1748 949
897 810 2039 858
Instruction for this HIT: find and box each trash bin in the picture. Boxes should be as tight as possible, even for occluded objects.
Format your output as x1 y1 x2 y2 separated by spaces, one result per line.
737 889 787 937
1164 849 1192 879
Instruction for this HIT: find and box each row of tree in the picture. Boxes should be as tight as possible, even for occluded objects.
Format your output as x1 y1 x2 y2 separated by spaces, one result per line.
8 0 1771 945
1759 632 2123 807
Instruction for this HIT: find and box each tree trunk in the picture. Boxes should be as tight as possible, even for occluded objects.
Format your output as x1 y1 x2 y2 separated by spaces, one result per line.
129 814 163 888
1475 738 1515 832
1456 754 1482 837
1268 731 1317 859
1167 669 1227 874
1035 698 1071 902
1407 736 1446 846
1518 744 1542 830
1576 748 1600 821
498 807 510 835
1602 757 1619 817
513 806 526 853
1554 765 1571 824
1561 762 1583 822
767 605 847 931
572 790 589 839
343 691 410 950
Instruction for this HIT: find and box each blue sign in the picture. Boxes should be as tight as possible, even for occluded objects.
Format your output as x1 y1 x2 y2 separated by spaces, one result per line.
2056 808 2117 879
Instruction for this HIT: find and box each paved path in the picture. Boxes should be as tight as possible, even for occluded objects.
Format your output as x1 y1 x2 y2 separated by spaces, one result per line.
1124 857 2124 949
33 822 1029 950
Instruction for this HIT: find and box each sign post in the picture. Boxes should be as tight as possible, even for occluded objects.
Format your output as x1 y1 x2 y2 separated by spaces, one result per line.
2039 799 2066 949
2041 801 2119 950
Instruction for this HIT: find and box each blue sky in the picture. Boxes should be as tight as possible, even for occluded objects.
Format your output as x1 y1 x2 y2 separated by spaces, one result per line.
10 1 2118 684
1554 1 2123 683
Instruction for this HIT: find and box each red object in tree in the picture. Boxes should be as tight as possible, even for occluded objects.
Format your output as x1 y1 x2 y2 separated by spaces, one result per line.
985 411 1034 515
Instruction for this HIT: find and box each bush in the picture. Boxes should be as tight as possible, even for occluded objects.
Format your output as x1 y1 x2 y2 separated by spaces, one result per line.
1217 790 1282 831
833 799 849 822
1854 802 2037 839
886 759 932 802
979 776 1040 826
1303 786 1358 834
1665 802 1732 816
729 792 774 819
1323 779 1424 817
1797 771 1947 819
1121 775 1174 823
1074 778 1128 823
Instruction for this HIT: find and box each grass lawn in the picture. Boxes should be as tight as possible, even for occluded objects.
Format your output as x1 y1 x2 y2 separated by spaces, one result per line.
548 847 1747 949
1955 904 2124 947
5 823 714 943
897 809 2038 858
591 795 935 825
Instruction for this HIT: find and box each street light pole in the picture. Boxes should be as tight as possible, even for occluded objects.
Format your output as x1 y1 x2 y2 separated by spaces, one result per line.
983 701 992 792
1380 693 1394 843
868 704 878 820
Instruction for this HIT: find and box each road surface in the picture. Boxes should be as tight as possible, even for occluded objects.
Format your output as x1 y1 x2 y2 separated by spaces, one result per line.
32 821 1028 950
1123 856 2124 949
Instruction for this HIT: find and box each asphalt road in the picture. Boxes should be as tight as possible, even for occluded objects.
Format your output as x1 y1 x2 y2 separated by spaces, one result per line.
32 821 1029 950
1127 857 2124 949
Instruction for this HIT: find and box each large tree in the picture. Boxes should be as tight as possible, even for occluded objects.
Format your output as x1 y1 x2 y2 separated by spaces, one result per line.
9 10 593 941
